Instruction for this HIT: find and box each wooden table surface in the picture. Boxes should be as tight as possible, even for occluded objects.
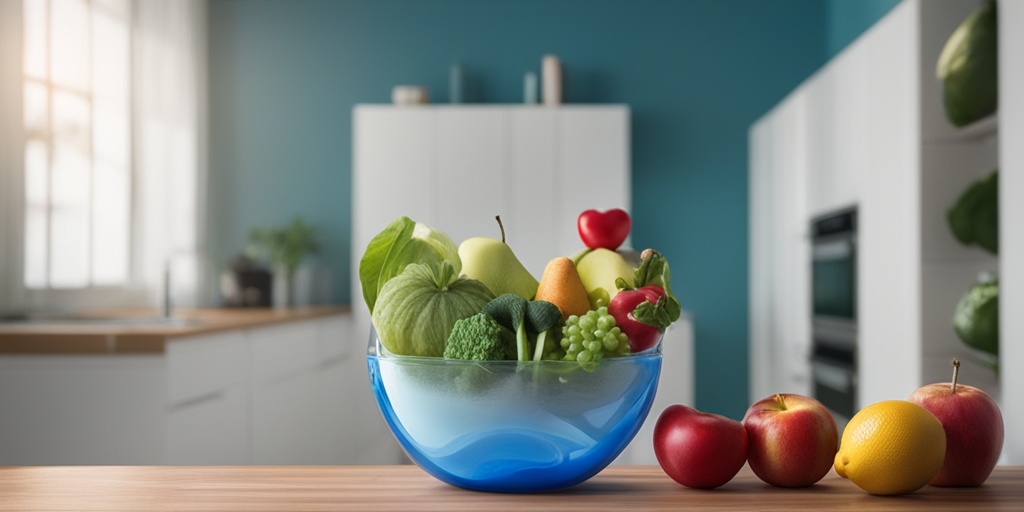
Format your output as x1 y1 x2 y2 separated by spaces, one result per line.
0 465 1021 511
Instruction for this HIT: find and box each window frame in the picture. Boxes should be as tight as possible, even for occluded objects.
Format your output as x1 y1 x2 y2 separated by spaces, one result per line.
2 0 150 314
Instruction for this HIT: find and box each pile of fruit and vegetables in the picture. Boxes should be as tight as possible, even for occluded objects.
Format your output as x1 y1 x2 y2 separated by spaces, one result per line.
359 209 680 368
654 358 1004 495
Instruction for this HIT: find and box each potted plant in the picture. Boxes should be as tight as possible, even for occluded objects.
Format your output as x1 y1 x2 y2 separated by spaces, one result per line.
248 217 320 307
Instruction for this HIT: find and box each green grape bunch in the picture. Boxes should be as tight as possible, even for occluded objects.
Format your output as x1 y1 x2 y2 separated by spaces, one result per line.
560 307 630 368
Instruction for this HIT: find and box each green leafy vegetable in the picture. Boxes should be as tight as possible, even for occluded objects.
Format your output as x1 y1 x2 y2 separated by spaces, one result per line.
481 294 562 362
616 248 682 327
937 0 997 127
948 170 998 254
953 278 999 362
359 216 461 313
443 313 517 361
372 261 493 357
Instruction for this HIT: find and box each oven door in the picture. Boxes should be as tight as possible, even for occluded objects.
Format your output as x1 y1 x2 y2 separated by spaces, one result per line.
810 344 856 420
810 207 857 420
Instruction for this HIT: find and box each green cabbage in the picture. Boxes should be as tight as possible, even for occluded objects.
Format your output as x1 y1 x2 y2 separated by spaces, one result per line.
936 0 997 127
372 261 494 357
947 170 998 254
953 278 998 359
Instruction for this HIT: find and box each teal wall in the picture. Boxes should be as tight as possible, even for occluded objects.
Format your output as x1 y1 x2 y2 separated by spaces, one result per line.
826 0 902 56
207 0 897 419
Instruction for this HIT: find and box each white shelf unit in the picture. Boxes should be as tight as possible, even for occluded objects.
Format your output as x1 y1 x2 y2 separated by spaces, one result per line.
350 104 693 465
750 0 1014 443
999 0 1024 466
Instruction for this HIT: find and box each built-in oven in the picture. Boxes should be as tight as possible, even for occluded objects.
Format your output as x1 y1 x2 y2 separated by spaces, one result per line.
810 207 857 420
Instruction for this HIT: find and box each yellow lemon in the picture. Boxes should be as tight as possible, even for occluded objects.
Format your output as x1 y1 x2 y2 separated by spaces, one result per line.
834 400 946 495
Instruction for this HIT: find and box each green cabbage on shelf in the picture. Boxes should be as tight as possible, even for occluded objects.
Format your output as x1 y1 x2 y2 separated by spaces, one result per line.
947 170 998 255
936 0 998 127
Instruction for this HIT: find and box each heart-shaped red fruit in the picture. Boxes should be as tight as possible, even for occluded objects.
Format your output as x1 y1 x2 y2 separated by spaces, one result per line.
577 209 631 250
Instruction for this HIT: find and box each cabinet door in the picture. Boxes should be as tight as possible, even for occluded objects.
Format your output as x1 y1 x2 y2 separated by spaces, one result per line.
312 315 357 464
166 386 248 464
507 109 558 276
352 106 437 231
249 322 322 464
165 331 248 464
0 356 165 465
436 108 507 245
557 108 630 257
1000 0 1024 466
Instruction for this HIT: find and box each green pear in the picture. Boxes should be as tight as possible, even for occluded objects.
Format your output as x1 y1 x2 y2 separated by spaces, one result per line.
574 248 636 308
458 218 538 300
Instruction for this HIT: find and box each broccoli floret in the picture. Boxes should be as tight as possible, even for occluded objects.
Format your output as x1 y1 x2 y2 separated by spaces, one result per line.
443 312 516 361
481 294 563 362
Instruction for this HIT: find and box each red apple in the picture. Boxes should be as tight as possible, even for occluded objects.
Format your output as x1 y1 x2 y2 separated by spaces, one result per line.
742 393 838 487
908 358 1004 487
653 404 748 489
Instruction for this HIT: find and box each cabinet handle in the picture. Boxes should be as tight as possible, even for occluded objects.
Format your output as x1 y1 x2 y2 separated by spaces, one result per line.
167 390 226 411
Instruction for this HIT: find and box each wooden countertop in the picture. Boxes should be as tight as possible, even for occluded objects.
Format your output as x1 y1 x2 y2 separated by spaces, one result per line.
0 465 1020 511
0 306 350 354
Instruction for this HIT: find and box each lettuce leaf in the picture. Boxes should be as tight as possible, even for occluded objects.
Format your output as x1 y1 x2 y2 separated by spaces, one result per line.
359 217 461 313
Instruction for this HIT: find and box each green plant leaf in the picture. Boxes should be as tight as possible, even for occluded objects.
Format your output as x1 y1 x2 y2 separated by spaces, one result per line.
358 217 460 314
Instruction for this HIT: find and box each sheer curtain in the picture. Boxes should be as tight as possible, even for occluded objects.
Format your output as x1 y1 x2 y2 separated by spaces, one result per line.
0 0 207 315
134 0 207 309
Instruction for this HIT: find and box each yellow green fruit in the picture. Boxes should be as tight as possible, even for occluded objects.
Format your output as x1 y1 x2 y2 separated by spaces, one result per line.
834 400 946 495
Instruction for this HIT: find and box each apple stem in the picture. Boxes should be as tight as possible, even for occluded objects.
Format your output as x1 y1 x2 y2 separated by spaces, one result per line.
774 393 787 411
951 358 960 394
495 215 507 244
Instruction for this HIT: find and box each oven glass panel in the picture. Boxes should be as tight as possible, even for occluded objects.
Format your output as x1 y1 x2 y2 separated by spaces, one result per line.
812 252 855 319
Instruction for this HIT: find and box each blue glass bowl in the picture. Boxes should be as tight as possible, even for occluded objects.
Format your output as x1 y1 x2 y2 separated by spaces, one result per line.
366 329 662 493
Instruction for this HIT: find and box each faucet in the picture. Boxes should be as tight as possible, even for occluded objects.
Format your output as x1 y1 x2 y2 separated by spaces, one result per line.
162 259 173 319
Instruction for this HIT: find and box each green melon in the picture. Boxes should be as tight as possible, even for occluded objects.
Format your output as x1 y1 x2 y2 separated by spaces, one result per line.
947 170 998 254
953 278 998 358
936 0 998 127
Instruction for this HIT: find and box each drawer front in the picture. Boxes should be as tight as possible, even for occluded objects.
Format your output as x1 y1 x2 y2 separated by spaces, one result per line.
249 322 319 382
166 385 248 464
166 331 247 406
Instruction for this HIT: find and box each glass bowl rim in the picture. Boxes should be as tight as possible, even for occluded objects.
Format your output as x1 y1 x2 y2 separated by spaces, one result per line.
367 327 663 367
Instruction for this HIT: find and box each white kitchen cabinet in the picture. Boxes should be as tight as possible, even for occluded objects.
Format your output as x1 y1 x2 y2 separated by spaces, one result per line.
0 313 354 465
750 0 1015 437
249 322 321 464
165 331 249 464
999 0 1024 465
749 89 813 399
248 315 355 464
0 356 166 465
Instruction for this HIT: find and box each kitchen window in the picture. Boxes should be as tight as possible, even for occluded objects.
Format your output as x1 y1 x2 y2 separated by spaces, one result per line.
23 0 133 289
0 0 206 314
